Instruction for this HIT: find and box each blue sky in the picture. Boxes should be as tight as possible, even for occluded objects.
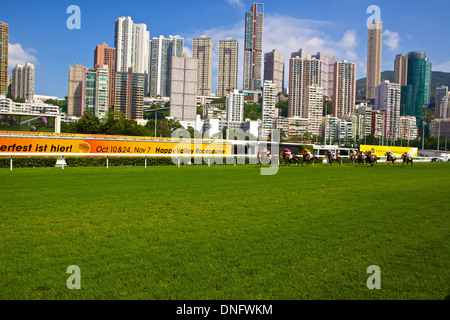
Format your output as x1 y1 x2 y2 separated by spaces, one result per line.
3 0 450 98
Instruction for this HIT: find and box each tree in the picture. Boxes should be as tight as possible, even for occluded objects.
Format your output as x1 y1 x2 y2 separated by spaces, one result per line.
244 102 262 120
275 100 288 117
72 109 102 134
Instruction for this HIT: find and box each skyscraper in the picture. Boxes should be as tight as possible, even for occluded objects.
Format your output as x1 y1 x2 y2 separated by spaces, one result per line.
305 85 324 136
264 49 285 95
313 52 337 99
288 50 321 118
226 89 244 122
94 43 116 108
435 85 448 118
84 66 110 119
193 35 213 97
261 80 276 138
217 38 238 97
68 64 110 119
115 67 144 120
366 19 383 100
376 80 401 139
0 21 8 96
400 51 432 127
68 64 86 117
244 3 264 91
332 60 356 119
394 54 408 86
169 56 198 122
11 63 35 101
150 35 184 97
115 17 150 94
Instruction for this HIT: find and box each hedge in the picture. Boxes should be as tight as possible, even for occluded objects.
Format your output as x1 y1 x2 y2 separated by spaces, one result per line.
0 157 57 168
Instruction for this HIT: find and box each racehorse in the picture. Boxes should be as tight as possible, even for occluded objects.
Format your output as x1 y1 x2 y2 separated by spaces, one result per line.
325 151 341 166
401 153 413 167
355 151 366 165
385 152 396 166
279 152 298 166
350 153 357 164
300 151 316 166
257 151 271 166
364 151 377 167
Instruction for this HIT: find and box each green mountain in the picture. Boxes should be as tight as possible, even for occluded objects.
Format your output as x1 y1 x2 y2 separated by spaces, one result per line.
356 71 450 99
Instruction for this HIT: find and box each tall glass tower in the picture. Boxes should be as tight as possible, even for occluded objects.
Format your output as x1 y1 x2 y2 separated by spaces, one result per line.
401 51 432 127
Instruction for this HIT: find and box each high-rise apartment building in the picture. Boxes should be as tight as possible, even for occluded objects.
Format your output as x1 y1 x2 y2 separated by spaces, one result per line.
435 85 448 118
115 17 150 94
68 64 110 119
371 109 386 138
169 56 198 122
150 35 184 97
288 50 321 118
313 52 337 99
261 80 276 138
244 3 264 91
399 116 418 140
366 19 383 100
354 104 373 137
305 85 324 136
115 67 145 120
394 54 408 87
263 49 285 95
94 43 116 108
332 60 356 119
0 21 8 96
217 38 238 97
376 80 401 139
68 64 86 117
11 63 35 101
226 89 244 122
84 66 110 119
193 35 213 96
400 51 432 127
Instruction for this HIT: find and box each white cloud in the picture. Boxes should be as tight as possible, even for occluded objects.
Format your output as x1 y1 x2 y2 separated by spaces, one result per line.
225 0 244 7
434 60 450 72
183 46 192 58
186 14 363 93
383 30 400 50
8 43 38 69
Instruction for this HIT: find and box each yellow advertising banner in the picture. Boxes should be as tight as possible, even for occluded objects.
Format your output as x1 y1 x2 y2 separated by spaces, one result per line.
360 145 418 158
0 134 232 157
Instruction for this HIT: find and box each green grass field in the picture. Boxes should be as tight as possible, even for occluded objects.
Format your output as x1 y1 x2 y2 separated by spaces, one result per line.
0 162 449 300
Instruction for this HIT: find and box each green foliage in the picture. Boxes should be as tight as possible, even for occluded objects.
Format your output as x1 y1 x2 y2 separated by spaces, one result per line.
276 100 288 117
0 157 57 168
64 157 174 167
244 103 262 120
62 110 183 138
70 110 102 134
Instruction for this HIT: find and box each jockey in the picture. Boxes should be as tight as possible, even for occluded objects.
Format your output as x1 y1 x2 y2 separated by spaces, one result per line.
285 148 292 158
264 148 270 156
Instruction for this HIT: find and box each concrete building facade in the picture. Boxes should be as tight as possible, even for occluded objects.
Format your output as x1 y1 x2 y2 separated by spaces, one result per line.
0 21 8 96
263 49 285 95
244 3 264 91
11 63 35 101
366 20 383 100
169 56 198 122
193 35 213 96
217 38 238 97
332 61 356 120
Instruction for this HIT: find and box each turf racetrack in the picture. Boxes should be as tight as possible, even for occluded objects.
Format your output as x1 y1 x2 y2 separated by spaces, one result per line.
0 162 449 300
